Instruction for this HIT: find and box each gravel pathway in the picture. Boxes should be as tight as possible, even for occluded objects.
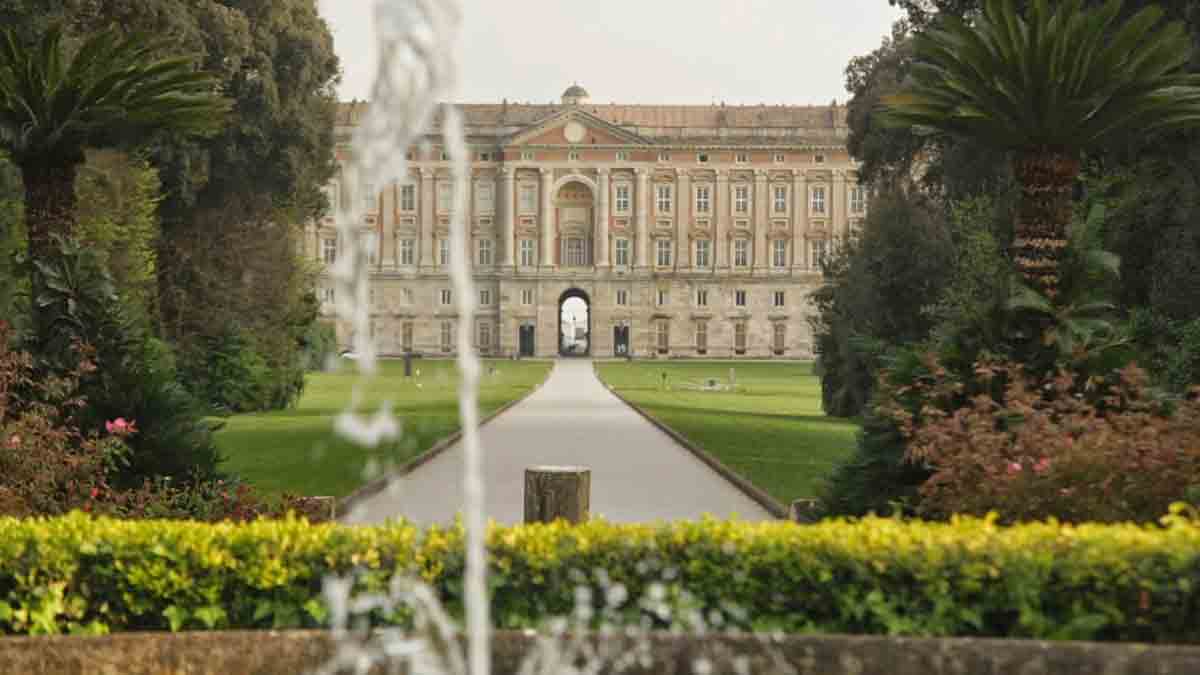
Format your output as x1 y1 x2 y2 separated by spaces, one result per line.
344 358 773 524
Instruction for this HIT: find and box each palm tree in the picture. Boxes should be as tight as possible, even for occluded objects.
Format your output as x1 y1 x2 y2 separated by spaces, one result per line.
883 0 1200 299
0 25 229 335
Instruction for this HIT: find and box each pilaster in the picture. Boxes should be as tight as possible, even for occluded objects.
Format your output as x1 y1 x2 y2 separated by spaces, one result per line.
634 168 649 270
792 170 807 272
676 169 691 272
715 169 730 271
500 167 515 269
419 168 435 271
540 168 555 269
596 168 611 268
752 169 768 274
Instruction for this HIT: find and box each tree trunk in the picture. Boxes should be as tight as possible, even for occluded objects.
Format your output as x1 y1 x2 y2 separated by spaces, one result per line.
1011 151 1080 299
20 159 79 344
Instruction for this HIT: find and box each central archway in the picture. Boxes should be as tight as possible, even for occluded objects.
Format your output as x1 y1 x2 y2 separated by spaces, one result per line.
558 288 591 357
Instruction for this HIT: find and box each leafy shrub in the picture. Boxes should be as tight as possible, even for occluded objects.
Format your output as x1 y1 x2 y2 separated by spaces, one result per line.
1130 309 1200 395
301 319 338 371
901 359 1200 523
31 237 220 484
178 328 275 414
0 320 324 522
1 512 1199 641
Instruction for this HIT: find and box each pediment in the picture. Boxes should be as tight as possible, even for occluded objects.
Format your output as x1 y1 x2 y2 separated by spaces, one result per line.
505 109 652 147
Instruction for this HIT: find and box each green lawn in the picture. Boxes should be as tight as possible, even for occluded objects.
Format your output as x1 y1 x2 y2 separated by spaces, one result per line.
215 358 552 497
594 361 859 504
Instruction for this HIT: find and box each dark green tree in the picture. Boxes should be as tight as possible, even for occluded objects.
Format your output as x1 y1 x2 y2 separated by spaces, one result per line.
883 0 1200 299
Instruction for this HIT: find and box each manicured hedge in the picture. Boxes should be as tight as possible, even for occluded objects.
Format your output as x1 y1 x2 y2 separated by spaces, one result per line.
1 511 1199 642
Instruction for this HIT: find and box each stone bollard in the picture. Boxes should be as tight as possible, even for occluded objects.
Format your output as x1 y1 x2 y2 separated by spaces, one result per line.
524 466 590 524
789 498 820 523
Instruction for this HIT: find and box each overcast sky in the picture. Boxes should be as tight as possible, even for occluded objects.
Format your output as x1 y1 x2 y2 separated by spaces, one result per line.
317 1 902 106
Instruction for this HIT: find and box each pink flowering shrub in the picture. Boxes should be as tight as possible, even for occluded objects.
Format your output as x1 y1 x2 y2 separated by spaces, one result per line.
0 322 327 522
896 357 1200 523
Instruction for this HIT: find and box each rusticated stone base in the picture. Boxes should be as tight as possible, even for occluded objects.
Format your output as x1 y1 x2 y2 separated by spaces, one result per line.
2 629 1200 674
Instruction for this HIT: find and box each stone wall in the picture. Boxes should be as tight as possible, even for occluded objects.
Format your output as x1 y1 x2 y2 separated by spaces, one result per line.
3 630 1198 674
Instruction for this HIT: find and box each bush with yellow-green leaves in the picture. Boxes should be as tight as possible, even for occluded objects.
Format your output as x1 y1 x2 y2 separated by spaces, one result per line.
1 511 1199 642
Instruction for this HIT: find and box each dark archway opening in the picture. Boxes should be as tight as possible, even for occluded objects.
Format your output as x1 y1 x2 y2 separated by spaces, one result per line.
558 288 591 357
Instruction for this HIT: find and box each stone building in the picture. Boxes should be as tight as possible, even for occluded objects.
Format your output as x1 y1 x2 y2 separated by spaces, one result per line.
305 85 865 358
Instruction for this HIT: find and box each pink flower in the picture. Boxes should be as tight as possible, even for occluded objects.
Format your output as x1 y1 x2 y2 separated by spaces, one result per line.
105 418 136 436
1034 457 1051 474
6 434 19 449
1006 461 1023 475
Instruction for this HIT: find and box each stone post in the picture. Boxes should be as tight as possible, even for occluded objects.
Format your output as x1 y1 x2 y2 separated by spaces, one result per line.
752 169 768 273
500 167 515 269
833 169 847 239
524 466 590 524
635 168 649 269
596 168 610 267
540 168 554 269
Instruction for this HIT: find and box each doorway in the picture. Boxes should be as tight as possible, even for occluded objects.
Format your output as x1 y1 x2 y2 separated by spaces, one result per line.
558 288 591 356
613 324 630 357
518 324 535 357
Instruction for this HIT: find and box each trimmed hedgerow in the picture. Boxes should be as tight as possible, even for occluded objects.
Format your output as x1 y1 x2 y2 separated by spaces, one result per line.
1 512 1199 642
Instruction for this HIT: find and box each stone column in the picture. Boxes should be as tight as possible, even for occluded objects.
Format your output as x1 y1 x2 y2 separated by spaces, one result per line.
676 169 691 271
792 170 807 272
715 169 729 271
833 169 847 239
500 167 515 269
540 168 554 269
752 169 768 273
419 168 435 270
596 168 610 267
635 168 649 269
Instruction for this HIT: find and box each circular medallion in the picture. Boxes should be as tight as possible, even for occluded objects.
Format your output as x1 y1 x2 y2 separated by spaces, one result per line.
564 121 586 143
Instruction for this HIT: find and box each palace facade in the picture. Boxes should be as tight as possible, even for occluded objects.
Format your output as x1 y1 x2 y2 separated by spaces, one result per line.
305 85 864 358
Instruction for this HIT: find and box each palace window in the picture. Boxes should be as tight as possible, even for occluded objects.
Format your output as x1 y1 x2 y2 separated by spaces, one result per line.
774 186 788 213
696 185 711 213
402 288 413 304
521 151 534 161
322 287 334 304
440 151 450 161
810 239 829 269
658 152 671 162
696 288 708 307
478 321 492 353
400 238 415 265
656 184 673 212
322 237 337 264
568 151 580 162
697 152 709 163
657 288 669 306
565 238 587 266
773 323 786 353
615 238 630 266
521 288 534 305
696 321 708 354
773 239 788 268
695 240 711 268
477 239 493 266
734 239 749 267
362 231 378 265
616 289 629 306
616 151 629 161
519 239 536 267
811 186 826 214
437 182 452 212
773 153 786 163
850 185 866 214
400 184 416 211
657 320 669 354
480 289 491 306
814 153 826 164
478 152 492 162
440 321 452 352
656 238 672 267
439 238 450 266
440 289 452 306
735 290 747 307
475 183 494 213
773 290 785 308
735 185 749 214
518 184 537 214
735 152 749 164
615 184 631 213
735 322 747 353
401 323 413 352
